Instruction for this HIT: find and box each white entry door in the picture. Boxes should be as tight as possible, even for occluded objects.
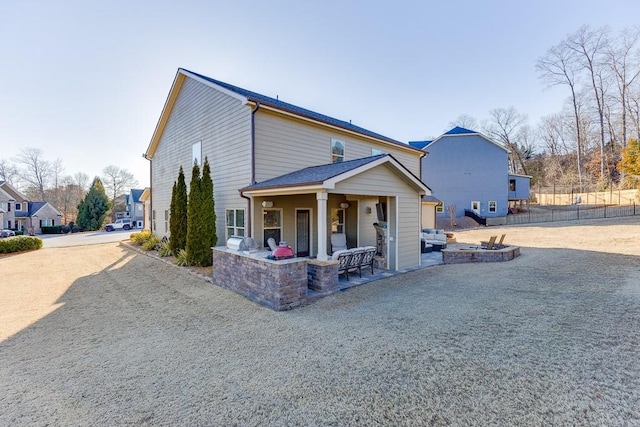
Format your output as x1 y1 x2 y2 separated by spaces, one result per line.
471 201 480 215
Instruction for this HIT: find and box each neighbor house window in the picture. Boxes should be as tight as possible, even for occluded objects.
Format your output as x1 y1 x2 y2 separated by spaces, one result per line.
40 219 53 227
263 209 282 248
152 210 156 231
488 201 497 213
226 209 245 238
192 141 202 166
509 179 516 192
371 148 384 156
331 138 345 163
436 202 444 213
331 209 345 234
15 203 21 211
164 210 169 233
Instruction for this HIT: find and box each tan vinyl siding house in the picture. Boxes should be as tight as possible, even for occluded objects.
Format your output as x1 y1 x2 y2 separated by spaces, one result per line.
145 68 432 273
148 75 252 236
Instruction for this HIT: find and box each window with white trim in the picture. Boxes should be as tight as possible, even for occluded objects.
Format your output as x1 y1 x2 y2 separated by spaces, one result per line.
226 209 245 238
436 202 444 214
40 218 53 227
263 209 282 248
15 203 22 211
331 138 344 163
488 201 497 213
164 210 169 233
152 210 156 231
192 141 202 166
331 209 345 234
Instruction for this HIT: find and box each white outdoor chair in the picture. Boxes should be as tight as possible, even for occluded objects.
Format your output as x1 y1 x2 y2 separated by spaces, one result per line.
331 233 348 253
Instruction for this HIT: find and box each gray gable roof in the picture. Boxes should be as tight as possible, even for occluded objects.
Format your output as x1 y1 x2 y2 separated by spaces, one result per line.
182 69 418 150
240 155 387 191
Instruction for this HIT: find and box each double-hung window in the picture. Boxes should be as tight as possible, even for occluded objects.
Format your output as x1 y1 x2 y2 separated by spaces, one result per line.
488 201 497 213
226 209 245 238
331 138 345 163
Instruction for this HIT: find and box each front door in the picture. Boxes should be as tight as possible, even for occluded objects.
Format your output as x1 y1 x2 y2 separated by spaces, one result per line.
296 209 310 257
471 201 480 215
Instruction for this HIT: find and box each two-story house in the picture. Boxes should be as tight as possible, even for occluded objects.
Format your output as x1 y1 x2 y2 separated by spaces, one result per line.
410 127 530 224
125 189 145 229
145 68 431 271
0 181 62 234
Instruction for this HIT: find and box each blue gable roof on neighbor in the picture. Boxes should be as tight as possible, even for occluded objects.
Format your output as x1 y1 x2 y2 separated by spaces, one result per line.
408 141 431 150
444 126 477 135
183 69 415 149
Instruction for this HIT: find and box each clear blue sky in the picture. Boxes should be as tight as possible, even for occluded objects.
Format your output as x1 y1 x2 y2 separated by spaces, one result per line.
2 0 639 187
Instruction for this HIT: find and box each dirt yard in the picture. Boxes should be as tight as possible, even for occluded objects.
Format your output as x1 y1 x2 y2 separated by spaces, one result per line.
1 216 639 425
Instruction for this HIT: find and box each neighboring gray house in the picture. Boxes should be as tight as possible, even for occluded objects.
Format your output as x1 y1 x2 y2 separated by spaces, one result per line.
410 126 530 223
144 68 432 271
125 188 145 228
0 181 62 234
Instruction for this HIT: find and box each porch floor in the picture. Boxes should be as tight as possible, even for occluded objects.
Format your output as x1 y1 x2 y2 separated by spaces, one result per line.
308 251 443 300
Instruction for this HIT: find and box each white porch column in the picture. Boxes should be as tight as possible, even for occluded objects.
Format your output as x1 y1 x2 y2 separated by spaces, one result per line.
316 191 329 261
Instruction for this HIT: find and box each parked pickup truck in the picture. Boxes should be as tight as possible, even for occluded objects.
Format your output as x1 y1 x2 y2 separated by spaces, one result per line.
105 219 132 232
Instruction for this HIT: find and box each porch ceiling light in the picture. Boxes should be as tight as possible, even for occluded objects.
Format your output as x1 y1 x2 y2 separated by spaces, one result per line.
340 202 350 209
262 201 274 208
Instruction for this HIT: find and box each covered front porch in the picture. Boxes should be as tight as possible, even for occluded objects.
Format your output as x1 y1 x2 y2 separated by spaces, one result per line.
239 155 430 270
212 155 433 310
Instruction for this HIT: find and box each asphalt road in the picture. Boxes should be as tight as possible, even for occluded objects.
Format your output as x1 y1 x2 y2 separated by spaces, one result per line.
38 228 133 248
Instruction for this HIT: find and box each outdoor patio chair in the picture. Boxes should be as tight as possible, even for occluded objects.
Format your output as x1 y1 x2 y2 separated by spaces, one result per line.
496 234 506 248
359 246 377 275
345 248 365 279
333 250 353 280
331 233 348 253
267 237 278 251
482 235 497 250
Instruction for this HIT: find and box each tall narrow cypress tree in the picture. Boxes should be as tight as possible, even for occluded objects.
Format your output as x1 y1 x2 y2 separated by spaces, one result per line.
186 161 203 265
170 166 188 254
201 157 217 257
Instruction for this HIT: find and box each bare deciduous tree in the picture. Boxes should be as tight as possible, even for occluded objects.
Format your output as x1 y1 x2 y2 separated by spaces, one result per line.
0 159 20 186
537 41 585 190
15 147 52 201
483 107 530 175
566 25 610 181
102 165 138 218
447 114 478 131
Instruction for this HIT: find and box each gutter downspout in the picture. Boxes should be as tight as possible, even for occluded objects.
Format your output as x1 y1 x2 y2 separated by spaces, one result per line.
143 153 152 232
240 101 260 237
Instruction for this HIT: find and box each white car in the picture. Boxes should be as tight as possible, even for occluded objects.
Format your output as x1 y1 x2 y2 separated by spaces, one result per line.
104 219 132 232
1 229 16 238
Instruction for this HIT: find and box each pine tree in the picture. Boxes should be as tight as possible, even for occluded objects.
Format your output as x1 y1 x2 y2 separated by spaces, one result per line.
186 161 204 265
201 157 217 256
169 166 188 254
77 177 111 231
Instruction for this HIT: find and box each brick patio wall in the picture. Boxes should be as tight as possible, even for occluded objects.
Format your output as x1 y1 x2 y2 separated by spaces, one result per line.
442 246 520 264
307 260 339 294
212 248 308 311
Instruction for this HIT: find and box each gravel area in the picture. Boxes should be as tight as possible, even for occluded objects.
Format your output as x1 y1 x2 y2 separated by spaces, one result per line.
1 216 639 425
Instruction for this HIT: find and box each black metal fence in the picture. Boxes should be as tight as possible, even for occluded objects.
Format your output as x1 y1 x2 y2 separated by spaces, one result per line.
506 203 639 225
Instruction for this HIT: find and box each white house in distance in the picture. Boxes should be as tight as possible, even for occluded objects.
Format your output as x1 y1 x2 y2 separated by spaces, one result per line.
144 68 432 271
410 127 530 225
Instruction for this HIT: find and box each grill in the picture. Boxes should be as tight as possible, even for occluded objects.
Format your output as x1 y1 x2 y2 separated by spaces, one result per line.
270 242 295 260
